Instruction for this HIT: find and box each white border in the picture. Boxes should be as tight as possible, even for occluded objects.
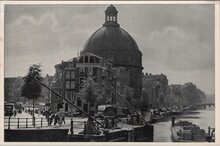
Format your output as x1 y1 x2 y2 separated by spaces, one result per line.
0 1 219 145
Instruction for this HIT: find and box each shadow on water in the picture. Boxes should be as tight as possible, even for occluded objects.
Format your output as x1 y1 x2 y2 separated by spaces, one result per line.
177 116 200 119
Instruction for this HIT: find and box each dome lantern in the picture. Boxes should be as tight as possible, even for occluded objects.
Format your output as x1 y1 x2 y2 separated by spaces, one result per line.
103 5 119 27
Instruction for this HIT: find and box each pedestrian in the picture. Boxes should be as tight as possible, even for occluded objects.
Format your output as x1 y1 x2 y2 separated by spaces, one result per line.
54 113 59 125
61 113 65 124
48 113 54 126
13 110 17 117
111 117 115 127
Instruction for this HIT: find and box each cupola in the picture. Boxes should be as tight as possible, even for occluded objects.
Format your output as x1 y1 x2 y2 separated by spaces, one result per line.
103 5 119 27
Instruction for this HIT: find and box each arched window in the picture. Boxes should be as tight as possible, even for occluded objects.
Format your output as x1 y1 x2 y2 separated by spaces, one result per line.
85 56 88 63
90 56 95 63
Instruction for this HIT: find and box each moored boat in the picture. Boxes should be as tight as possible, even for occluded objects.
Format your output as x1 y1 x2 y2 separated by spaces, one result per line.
170 117 206 142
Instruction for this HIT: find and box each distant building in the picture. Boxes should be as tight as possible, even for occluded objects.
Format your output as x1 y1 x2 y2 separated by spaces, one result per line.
4 77 23 102
142 73 169 108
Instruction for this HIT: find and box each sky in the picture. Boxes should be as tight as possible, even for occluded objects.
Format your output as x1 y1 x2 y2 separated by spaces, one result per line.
4 4 215 94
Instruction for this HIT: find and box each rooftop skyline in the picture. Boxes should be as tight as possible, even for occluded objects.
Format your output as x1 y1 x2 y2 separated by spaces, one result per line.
4 4 215 94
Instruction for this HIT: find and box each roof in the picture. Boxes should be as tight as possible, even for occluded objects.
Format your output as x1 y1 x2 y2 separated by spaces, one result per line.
52 78 63 89
105 4 118 14
83 26 140 53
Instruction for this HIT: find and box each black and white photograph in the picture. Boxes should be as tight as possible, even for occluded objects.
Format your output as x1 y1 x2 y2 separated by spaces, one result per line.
0 1 219 143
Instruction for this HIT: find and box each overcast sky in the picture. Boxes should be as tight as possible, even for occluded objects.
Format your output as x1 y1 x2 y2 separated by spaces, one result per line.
4 4 215 94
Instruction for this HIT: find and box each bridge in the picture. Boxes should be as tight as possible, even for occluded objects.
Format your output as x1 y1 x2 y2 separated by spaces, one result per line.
191 103 215 109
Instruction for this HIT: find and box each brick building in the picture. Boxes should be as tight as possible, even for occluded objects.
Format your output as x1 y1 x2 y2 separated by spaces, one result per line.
50 53 116 115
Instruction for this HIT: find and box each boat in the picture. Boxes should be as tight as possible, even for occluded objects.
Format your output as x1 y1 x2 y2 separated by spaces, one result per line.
171 119 207 142
150 108 171 123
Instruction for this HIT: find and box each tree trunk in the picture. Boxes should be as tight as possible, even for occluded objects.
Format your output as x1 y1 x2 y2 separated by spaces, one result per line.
33 99 35 126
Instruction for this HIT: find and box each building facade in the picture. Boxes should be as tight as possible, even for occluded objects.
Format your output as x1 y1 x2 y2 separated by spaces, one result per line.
51 53 116 115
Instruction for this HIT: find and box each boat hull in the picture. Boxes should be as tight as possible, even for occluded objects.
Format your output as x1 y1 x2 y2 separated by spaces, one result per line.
68 124 154 142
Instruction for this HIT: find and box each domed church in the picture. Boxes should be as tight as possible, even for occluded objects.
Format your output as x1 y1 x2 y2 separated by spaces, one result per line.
82 5 143 102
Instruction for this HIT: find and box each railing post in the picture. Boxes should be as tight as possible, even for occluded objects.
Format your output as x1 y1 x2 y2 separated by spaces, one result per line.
41 118 43 127
26 118 28 128
17 118 20 128
208 126 210 136
70 118 73 134
8 117 11 129
33 117 35 127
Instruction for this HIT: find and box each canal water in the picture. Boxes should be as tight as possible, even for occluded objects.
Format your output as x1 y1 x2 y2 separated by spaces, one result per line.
152 108 215 142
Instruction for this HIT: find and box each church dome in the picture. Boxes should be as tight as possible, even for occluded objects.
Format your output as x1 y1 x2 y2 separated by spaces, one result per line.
82 5 142 68
83 26 141 53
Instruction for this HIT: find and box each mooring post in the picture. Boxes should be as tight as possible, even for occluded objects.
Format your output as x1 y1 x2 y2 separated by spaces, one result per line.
17 118 20 128
70 118 73 134
41 118 43 127
8 116 11 129
33 117 35 127
208 126 210 136
26 118 28 128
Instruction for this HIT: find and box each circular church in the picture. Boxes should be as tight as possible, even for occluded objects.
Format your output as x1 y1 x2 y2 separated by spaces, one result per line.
82 5 143 100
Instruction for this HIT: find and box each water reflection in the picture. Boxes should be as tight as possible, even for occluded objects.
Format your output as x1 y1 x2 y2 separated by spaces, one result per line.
153 109 215 142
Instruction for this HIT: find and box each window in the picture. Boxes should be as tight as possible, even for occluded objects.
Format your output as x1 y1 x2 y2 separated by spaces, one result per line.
77 98 82 107
110 16 112 21
66 81 70 89
65 71 70 79
65 91 71 99
85 56 88 63
79 78 84 89
71 81 75 89
90 56 95 63
72 92 75 100
90 101 94 107
80 68 85 75
107 16 109 21
94 57 100 63
113 17 115 21
70 71 75 79
88 67 93 75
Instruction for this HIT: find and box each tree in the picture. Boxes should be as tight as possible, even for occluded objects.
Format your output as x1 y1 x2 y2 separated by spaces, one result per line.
121 86 136 107
80 77 102 116
21 64 43 125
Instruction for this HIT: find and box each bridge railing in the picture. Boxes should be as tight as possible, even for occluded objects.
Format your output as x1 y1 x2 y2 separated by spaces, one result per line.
4 117 86 130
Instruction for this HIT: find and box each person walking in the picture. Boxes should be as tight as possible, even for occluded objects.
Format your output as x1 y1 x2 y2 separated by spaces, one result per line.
13 110 17 117
48 113 54 126
61 113 66 124
54 113 60 125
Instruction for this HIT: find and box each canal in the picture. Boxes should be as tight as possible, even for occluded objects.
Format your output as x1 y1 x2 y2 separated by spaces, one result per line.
152 108 215 142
